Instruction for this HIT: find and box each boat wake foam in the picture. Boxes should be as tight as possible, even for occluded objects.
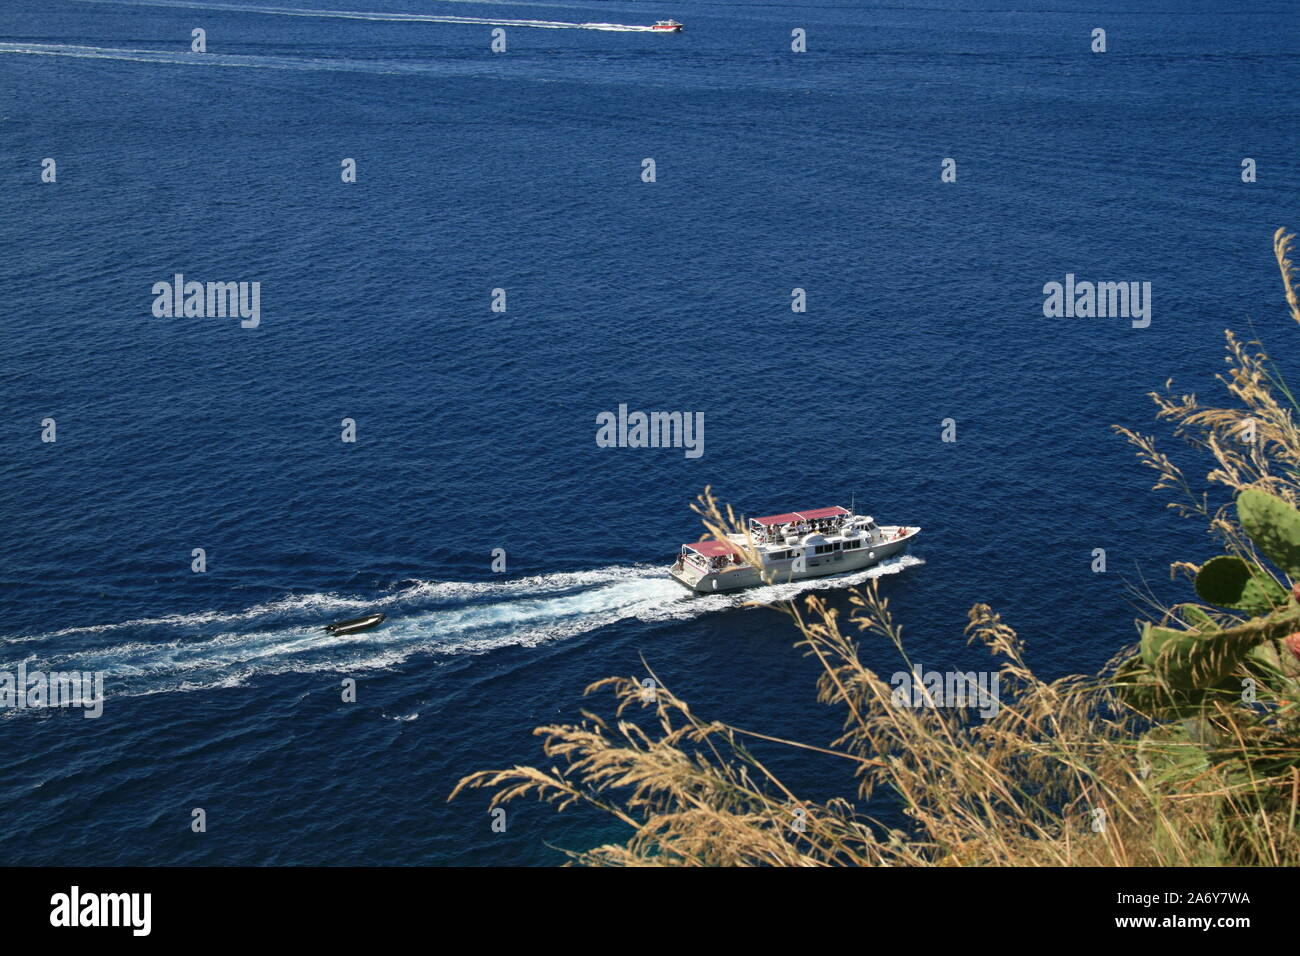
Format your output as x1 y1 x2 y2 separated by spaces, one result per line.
0 41 393 72
73 0 662 31
0 33 657 73
1 556 922 699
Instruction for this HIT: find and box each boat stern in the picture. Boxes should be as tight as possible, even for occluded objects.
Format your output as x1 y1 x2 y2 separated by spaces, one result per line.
670 559 708 592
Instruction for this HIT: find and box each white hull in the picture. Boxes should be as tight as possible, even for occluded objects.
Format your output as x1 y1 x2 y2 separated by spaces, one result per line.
671 527 917 593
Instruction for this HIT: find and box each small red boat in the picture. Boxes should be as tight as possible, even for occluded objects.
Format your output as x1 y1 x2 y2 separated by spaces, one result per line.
651 19 683 32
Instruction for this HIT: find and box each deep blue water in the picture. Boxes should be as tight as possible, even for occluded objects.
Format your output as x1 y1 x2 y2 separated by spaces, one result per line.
1 0 1298 865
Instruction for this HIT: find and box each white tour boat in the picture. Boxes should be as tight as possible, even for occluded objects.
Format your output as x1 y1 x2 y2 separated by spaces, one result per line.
670 506 918 593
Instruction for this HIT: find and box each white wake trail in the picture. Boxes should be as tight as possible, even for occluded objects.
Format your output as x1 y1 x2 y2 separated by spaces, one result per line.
0 41 385 71
2 557 922 699
74 0 662 31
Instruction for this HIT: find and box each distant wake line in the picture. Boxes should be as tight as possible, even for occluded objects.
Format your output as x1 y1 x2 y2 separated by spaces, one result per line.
75 0 661 31
0 557 923 701
0 41 399 71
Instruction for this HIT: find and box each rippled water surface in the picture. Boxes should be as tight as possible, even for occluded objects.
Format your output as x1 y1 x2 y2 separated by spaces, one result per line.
1 0 1298 864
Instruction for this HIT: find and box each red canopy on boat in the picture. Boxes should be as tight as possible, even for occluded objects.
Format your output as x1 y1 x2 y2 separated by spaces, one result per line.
752 506 849 526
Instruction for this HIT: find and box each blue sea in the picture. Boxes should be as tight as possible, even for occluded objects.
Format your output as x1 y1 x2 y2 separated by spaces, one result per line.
1 0 1297 865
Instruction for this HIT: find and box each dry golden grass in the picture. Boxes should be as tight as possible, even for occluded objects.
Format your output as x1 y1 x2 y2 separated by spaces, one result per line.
451 232 1300 866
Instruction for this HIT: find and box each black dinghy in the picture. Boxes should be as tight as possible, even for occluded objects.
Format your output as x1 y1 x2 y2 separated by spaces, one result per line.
325 613 387 636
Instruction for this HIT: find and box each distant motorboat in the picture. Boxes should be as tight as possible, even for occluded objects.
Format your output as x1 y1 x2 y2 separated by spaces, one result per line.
651 19 683 32
325 613 387 636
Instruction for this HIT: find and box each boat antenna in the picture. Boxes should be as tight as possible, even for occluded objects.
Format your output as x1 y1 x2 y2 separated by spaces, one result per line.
851 491 856 516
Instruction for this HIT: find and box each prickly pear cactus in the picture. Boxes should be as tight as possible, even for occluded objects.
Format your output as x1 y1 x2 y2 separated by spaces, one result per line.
1117 487 1300 861
1193 554 1286 616
1127 488 1300 710
1237 488 1300 579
